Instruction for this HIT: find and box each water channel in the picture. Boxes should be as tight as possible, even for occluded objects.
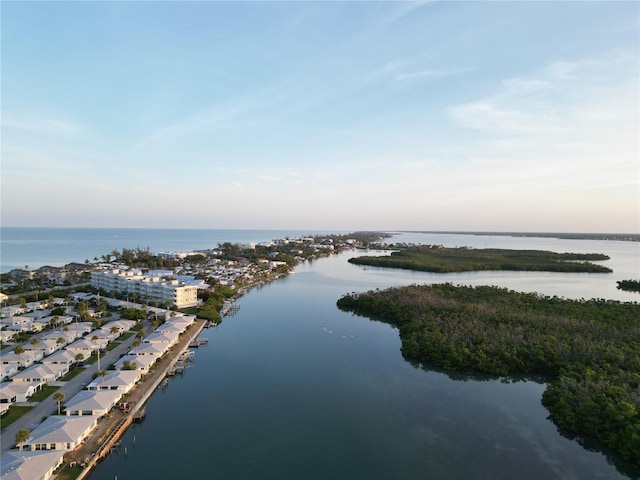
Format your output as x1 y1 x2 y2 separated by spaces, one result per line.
91 233 640 479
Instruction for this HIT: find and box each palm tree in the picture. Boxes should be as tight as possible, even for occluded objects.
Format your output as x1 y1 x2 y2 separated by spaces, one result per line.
98 369 108 383
75 353 84 365
53 391 65 415
13 345 25 366
30 337 40 349
15 428 30 451
91 336 101 371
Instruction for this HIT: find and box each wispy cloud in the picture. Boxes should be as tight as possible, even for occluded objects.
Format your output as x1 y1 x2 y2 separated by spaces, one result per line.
2 112 84 136
449 54 637 134
395 68 470 82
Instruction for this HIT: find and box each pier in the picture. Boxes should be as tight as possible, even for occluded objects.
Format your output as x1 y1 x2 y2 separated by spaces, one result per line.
222 301 240 317
189 338 209 348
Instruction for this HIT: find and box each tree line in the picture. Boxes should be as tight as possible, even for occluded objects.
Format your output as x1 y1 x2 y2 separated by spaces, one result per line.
337 283 640 464
617 279 640 293
348 246 613 273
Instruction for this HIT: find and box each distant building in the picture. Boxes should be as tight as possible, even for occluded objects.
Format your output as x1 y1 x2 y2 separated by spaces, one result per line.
90 269 201 308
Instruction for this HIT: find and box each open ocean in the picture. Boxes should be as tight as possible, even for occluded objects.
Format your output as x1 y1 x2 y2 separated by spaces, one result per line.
0 227 342 273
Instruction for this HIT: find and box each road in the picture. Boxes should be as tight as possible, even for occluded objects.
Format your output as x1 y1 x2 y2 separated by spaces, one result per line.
1 326 142 453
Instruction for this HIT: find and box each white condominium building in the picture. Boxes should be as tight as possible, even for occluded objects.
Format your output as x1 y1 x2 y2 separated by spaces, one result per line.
90 269 200 308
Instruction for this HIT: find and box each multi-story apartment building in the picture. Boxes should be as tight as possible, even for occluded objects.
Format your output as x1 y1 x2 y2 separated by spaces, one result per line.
90 269 200 308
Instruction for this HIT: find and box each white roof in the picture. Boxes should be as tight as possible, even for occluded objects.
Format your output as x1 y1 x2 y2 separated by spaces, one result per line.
0 381 39 398
0 450 65 480
114 354 156 371
155 323 184 334
41 349 76 364
102 319 136 331
1 351 39 365
65 337 104 351
12 363 66 382
144 331 179 344
130 342 167 356
86 369 141 390
64 389 122 412
24 415 99 446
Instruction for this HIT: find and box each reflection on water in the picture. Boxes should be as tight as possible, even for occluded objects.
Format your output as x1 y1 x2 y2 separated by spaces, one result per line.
91 234 640 480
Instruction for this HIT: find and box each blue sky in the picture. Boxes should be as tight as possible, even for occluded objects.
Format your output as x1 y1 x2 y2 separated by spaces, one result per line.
2 1 638 232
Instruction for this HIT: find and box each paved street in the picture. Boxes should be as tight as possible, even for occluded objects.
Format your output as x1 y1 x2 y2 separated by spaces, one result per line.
1 328 142 454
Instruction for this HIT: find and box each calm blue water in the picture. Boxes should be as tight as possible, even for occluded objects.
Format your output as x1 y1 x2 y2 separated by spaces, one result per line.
0 227 341 273
84 233 637 480
2 228 638 478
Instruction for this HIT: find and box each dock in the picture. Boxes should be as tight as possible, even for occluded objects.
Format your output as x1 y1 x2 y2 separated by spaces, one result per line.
189 338 209 348
72 318 206 480
222 301 240 317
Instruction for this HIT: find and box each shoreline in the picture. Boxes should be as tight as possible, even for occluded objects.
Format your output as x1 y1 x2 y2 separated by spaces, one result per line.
62 319 206 480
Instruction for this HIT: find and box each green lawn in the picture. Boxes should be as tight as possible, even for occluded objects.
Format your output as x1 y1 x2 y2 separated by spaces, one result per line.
0 405 33 430
29 385 60 402
60 365 84 381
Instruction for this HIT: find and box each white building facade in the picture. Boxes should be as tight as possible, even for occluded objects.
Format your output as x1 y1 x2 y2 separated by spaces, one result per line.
90 269 199 308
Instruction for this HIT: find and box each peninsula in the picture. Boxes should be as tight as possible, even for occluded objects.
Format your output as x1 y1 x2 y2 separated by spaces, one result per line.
337 284 640 465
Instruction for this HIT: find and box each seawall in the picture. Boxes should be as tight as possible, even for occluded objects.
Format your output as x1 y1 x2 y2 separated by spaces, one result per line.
72 319 206 480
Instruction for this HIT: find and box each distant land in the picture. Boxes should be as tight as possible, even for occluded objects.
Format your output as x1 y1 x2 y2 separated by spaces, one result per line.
349 247 613 274
404 231 640 242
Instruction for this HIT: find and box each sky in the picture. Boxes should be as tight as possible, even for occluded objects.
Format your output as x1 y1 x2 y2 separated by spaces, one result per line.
1 1 638 233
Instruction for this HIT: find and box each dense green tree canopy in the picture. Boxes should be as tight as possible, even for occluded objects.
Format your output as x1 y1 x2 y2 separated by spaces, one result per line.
348 246 612 273
337 284 640 464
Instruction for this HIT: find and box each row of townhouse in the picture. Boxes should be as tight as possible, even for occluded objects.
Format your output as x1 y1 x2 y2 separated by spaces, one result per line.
90 269 201 308
1 320 135 381
0 311 197 480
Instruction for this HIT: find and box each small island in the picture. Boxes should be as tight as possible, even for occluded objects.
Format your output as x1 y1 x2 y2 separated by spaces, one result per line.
337 284 640 464
617 279 640 293
348 245 612 273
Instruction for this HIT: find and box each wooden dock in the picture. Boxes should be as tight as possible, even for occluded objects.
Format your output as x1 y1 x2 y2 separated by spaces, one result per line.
73 319 206 480
189 338 209 348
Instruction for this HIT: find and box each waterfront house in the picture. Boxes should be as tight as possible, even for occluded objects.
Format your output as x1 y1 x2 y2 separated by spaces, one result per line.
21 415 99 451
86 369 141 392
143 330 179 347
0 449 66 480
114 353 155 372
64 389 121 416
129 342 166 359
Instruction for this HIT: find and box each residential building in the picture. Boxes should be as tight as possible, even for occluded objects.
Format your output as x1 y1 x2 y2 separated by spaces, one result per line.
0 449 66 480
90 269 200 308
